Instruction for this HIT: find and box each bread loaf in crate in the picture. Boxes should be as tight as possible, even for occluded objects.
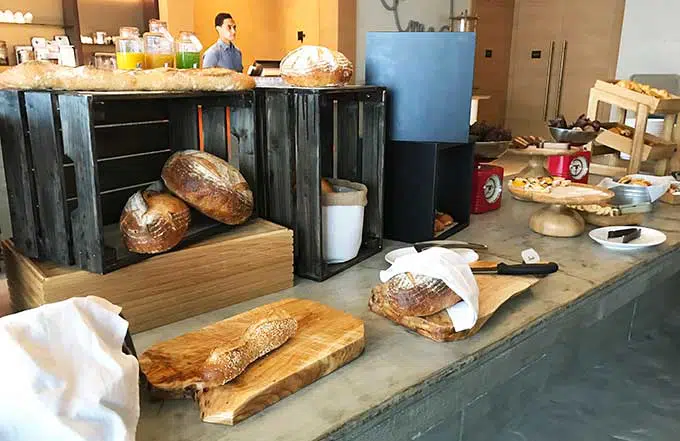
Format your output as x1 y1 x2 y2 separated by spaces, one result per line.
161 150 254 225
280 45 353 87
120 189 190 254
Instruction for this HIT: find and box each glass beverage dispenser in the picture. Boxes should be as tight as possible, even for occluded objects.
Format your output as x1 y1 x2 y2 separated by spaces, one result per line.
175 31 202 69
115 27 144 70
144 19 174 68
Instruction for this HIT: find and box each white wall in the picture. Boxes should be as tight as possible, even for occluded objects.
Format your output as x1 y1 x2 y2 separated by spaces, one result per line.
616 0 680 80
356 0 471 82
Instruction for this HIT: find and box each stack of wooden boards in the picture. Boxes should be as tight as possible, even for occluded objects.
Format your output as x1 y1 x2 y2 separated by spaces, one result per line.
3 219 294 332
139 298 365 425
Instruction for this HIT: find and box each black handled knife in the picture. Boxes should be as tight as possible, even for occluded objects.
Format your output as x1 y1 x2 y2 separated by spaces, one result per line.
414 240 488 252
471 262 559 276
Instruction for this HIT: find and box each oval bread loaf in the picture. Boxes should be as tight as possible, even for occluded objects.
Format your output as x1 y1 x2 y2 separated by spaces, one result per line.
280 45 353 87
162 150 254 225
120 189 190 254
384 272 462 316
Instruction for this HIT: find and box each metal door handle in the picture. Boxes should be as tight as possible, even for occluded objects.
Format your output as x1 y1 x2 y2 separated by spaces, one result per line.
554 40 568 118
542 41 556 121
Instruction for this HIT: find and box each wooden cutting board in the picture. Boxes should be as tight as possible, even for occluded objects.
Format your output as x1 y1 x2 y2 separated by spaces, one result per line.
182 298 365 425
369 274 540 342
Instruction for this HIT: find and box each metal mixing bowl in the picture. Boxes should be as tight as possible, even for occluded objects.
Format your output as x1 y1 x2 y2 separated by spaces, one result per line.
549 127 602 146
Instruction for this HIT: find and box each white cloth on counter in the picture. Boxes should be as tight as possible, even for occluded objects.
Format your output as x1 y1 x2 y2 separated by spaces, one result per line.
380 247 480 331
0 296 139 441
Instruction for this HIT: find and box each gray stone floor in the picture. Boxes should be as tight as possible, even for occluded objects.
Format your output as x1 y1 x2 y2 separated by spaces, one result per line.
492 308 680 441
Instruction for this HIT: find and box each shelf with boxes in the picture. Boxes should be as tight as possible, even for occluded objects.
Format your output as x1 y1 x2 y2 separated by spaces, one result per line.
255 85 386 281
0 89 259 274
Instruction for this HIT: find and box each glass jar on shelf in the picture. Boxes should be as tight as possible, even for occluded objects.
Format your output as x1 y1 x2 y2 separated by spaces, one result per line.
175 31 202 69
144 19 174 68
115 26 144 70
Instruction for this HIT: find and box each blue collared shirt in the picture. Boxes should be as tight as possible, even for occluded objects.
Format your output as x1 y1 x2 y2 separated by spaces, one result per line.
202 40 243 72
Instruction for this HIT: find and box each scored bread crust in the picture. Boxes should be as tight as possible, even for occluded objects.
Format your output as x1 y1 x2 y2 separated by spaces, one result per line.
161 150 254 225
382 273 462 317
280 45 353 87
120 190 190 254
140 310 298 399
0 61 256 91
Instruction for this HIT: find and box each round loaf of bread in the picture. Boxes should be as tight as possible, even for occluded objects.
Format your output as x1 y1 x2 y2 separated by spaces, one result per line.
280 45 353 87
120 189 190 254
161 150 254 225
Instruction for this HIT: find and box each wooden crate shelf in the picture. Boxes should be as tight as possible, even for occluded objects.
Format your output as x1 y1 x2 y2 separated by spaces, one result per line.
3 219 294 333
0 89 259 274
255 85 386 281
595 123 676 161
588 80 680 175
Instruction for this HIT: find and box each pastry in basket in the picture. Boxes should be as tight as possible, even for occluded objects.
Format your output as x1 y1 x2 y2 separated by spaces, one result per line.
280 45 353 87
120 188 191 254
617 175 652 186
609 126 633 138
615 80 673 99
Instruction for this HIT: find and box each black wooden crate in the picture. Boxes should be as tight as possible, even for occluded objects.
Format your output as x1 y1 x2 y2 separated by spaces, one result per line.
0 89 258 274
384 141 474 243
256 85 386 281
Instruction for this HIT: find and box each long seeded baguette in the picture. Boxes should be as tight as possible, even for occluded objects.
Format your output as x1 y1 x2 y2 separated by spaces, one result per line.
139 310 297 399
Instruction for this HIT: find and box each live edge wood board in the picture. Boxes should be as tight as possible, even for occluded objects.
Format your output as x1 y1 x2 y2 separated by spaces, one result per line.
3 219 293 333
142 298 364 425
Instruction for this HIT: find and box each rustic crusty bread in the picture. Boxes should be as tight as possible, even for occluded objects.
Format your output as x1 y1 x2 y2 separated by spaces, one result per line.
161 150 254 225
120 189 190 254
380 273 462 317
139 309 298 399
0 61 256 91
280 45 353 87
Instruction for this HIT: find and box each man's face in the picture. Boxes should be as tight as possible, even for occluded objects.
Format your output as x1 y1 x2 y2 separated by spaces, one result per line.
217 18 237 42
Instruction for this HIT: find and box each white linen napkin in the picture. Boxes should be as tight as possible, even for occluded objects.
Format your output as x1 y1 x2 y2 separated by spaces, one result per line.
0 296 140 441
380 247 480 331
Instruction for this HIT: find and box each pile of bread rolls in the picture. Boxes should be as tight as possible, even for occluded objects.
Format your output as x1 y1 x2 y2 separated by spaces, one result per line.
0 61 255 91
120 150 254 254
280 45 353 87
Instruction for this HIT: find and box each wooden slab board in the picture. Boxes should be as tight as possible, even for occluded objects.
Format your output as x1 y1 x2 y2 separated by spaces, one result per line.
369 274 541 342
157 298 366 425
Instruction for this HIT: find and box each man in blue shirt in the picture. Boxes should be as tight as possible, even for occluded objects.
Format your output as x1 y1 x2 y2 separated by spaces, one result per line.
202 12 244 72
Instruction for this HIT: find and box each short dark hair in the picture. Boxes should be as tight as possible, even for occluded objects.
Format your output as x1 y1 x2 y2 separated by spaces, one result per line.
215 13 233 28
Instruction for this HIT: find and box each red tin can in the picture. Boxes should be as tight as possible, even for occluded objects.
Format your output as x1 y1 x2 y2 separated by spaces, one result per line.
471 163 504 214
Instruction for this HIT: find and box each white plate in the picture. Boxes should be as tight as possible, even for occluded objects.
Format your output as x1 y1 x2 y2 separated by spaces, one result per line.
384 247 479 265
589 226 667 250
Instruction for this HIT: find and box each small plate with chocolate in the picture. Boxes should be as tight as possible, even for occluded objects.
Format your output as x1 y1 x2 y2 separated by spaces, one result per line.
589 226 666 250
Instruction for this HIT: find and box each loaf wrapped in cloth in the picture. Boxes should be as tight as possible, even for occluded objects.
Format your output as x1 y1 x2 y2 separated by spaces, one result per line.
380 247 480 331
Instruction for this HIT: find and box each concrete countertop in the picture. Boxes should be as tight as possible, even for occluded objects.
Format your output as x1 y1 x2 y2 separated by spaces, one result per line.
133 190 680 441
